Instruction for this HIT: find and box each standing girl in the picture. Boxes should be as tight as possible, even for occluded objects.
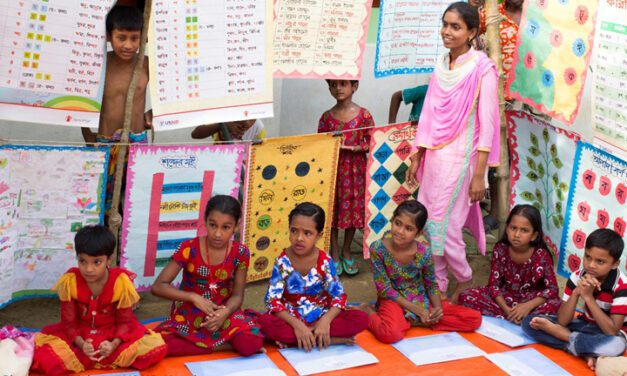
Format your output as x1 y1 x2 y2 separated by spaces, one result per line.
318 80 374 276
151 195 262 356
459 204 561 323
258 203 369 351
358 200 481 344
406 2 500 302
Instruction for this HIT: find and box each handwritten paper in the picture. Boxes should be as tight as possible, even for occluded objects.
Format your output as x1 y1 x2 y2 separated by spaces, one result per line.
120 144 246 290
185 353 285 376
486 348 570 376
374 0 452 77
148 0 273 131
273 0 372 79
279 345 378 375
591 0 627 153
392 332 486 366
476 316 536 347
0 0 114 127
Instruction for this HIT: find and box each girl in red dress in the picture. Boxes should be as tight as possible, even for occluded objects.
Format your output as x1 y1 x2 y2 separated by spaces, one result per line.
151 195 263 356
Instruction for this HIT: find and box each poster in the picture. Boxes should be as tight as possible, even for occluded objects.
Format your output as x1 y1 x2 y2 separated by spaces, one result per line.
243 134 340 281
560 142 627 277
375 0 452 77
120 144 247 290
508 111 580 254
507 0 598 124
273 0 372 79
591 0 627 154
148 0 274 131
0 145 108 308
364 122 417 256
0 0 114 127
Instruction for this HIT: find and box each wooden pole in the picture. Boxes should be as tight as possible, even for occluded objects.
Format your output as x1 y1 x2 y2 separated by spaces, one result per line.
484 0 510 237
108 0 152 264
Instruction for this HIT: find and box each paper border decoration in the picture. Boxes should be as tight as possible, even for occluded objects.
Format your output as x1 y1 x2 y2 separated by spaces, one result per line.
120 144 247 291
508 110 580 254
506 0 598 124
273 0 373 79
243 134 340 281
0 1 115 127
278 345 378 375
0 145 109 308
148 0 274 130
560 142 627 277
591 0 627 153
364 122 417 257
374 0 452 77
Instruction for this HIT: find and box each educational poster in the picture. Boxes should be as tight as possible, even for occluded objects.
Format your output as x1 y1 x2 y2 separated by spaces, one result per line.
560 142 627 277
374 0 452 77
120 144 247 290
364 122 417 256
508 111 580 254
273 0 372 79
506 0 598 125
591 0 627 153
148 0 274 131
244 134 340 281
0 0 114 127
0 145 108 308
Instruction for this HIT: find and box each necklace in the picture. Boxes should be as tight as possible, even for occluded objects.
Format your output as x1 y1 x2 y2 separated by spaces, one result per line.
203 237 230 298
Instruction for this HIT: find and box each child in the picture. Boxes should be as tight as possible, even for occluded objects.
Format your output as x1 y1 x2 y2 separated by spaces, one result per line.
357 200 482 344
459 204 561 323
257 202 369 351
388 84 429 124
191 119 266 142
318 79 374 276
31 225 166 375
522 229 627 369
151 195 263 356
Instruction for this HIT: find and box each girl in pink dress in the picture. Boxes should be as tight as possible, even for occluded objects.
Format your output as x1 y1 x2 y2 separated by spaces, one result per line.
318 80 374 276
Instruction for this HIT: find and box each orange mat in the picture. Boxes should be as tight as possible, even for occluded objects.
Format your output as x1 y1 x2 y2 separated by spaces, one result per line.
67 323 593 376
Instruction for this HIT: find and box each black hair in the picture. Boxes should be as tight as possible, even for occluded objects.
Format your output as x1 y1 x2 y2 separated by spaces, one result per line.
499 204 549 252
442 2 480 43
288 202 326 233
204 195 242 223
74 225 116 257
585 229 624 261
106 6 143 35
393 200 428 231
325 79 359 86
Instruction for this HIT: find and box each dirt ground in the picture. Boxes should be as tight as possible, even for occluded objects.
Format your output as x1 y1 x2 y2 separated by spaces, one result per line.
0 230 565 329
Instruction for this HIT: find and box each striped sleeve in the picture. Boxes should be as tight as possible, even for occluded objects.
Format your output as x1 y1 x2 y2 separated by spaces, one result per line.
562 270 582 302
610 274 627 316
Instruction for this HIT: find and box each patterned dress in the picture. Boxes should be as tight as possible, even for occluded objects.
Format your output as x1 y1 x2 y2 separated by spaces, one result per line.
155 238 261 349
369 233 438 322
459 242 561 318
318 107 373 228
266 249 347 324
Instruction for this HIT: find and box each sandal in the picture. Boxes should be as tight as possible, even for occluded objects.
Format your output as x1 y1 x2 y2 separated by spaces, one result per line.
333 259 343 276
341 255 359 276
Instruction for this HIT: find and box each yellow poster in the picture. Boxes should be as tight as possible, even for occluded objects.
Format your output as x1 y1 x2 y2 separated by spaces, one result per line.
244 134 340 281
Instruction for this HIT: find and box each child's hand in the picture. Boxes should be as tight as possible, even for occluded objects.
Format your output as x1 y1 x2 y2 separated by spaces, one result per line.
578 274 600 299
507 302 534 324
410 306 431 325
192 294 224 316
312 317 332 350
294 322 315 352
201 307 229 332
98 339 120 359
80 338 101 360
427 306 443 323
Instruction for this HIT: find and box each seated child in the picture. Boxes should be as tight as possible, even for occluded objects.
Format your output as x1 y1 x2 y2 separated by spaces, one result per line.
459 204 561 323
31 225 166 375
191 119 266 142
151 195 263 356
358 200 482 344
388 84 428 124
258 202 369 351
522 229 627 369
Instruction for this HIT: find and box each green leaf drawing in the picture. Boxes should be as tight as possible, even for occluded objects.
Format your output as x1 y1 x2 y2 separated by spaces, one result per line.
542 128 550 143
526 171 539 181
532 201 542 211
550 144 558 159
527 157 537 172
530 133 539 147
520 191 535 202
552 173 559 188
535 188 543 202
537 163 545 178
558 214 564 223
529 146 541 157
556 189 564 201
552 216 561 228
553 157 563 169
555 201 563 213
559 182 568 192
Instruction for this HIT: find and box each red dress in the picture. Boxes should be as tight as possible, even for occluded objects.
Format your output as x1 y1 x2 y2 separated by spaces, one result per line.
32 268 166 375
154 238 262 354
318 107 373 228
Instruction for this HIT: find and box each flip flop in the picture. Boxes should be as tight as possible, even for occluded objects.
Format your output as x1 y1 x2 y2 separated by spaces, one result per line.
341 256 359 276
333 259 343 276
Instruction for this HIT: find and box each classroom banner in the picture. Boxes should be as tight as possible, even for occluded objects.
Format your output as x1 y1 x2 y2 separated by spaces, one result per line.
560 142 627 277
507 111 580 255
506 0 598 125
120 144 247 290
364 122 417 256
244 134 340 281
273 0 373 79
0 0 114 127
591 0 627 154
148 0 274 131
374 0 452 77
0 145 108 308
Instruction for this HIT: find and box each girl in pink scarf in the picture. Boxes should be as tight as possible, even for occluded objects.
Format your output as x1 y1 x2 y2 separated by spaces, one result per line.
407 2 500 303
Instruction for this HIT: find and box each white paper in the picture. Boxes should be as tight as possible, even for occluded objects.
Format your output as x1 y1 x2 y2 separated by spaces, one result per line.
185 353 283 376
392 332 486 366
476 316 536 347
486 348 571 376
279 345 378 376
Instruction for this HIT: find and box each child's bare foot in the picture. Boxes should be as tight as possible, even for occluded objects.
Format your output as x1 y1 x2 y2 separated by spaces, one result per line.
274 341 288 349
213 342 233 352
586 356 596 371
450 280 472 304
330 336 356 346
529 317 571 342
356 303 376 315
